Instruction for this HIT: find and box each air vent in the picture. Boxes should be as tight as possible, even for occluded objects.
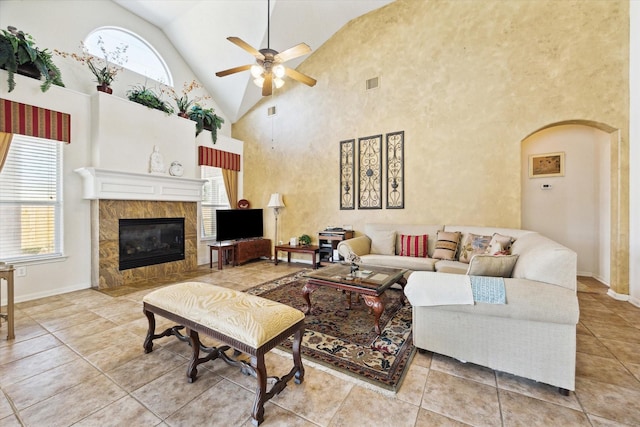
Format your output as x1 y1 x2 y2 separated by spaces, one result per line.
267 106 277 116
366 77 379 90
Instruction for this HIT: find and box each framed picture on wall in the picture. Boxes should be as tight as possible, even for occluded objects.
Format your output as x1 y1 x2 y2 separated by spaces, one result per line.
529 152 565 178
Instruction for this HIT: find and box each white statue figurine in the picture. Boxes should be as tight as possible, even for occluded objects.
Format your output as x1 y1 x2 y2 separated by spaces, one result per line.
149 145 166 174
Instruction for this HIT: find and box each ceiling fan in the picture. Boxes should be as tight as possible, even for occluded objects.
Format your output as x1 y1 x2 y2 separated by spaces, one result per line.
215 0 317 97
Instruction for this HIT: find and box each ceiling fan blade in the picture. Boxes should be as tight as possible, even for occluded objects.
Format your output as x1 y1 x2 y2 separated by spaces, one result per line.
284 67 317 87
215 64 252 77
262 73 273 96
274 43 312 63
227 37 264 60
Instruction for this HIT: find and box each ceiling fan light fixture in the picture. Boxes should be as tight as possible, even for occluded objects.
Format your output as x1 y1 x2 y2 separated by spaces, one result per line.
273 64 285 78
251 64 264 78
274 77 285 88
253 77 265 87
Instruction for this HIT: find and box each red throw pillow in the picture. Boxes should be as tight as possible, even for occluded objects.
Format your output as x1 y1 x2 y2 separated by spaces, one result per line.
400 234 428 257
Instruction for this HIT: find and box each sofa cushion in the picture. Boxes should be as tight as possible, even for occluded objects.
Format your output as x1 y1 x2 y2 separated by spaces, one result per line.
434 259 468 274
400 234 428 257
432 231 461 260
360 254 437 271
466 254 519 277
406 276 580 325
369 229 396 255
458 233 492 263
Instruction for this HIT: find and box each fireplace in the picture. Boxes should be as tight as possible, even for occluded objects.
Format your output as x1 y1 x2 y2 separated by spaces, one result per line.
119 217 185 270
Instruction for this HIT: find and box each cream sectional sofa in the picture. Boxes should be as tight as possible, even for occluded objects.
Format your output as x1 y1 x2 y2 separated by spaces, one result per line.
337 223 579 393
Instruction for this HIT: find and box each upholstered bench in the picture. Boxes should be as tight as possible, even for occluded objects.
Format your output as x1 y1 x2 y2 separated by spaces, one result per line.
142 282 305 426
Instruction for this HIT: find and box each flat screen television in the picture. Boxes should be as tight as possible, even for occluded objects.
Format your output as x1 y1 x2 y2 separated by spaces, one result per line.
216 208 264 242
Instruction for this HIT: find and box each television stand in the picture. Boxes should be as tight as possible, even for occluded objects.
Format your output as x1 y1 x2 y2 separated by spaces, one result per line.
235 238 271 265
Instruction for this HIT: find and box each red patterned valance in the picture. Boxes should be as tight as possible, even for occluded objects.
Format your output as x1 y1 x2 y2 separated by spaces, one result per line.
0 98 71 143
198 146 241 171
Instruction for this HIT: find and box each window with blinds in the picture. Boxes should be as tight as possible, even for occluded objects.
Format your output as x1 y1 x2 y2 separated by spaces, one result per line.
201 166 230 239
0 135 63 262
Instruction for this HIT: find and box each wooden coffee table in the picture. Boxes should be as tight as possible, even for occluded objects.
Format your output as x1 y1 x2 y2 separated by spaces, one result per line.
303 264 407 335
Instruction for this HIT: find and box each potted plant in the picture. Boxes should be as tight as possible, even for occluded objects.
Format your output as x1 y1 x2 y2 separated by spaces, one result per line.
55 36 127 94
299 234 312 246
188 104 224 144
171 80 210 118
0 26 64 92
174 94 194 118
127 84 174 114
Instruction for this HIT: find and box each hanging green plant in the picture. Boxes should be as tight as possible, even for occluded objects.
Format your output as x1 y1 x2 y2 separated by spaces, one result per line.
187 104 224 144
126 85 173 114
0 25 64 92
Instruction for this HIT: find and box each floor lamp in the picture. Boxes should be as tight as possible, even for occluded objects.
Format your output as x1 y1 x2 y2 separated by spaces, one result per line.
267 193 285 260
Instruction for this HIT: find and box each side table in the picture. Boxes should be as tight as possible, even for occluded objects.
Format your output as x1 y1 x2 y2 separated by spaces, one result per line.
0 266 15 340
274 244 320 269
209 242 237 270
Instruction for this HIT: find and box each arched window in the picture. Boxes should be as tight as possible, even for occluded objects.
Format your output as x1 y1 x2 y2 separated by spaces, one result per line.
85 26 173 86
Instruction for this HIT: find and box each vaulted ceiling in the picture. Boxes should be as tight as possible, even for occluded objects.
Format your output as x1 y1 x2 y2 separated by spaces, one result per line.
113 0 394 123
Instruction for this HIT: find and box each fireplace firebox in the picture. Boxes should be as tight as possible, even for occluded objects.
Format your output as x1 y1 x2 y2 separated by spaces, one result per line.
119 217 185 270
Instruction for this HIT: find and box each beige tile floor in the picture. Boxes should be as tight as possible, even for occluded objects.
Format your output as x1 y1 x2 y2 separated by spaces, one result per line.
0 261 639 426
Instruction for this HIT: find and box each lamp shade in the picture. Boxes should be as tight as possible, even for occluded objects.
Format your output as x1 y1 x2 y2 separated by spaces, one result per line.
267 193 285 209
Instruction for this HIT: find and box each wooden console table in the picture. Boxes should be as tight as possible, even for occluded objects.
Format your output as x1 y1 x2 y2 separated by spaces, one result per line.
235 239 271 265
274 244 320 269
0 266 15 340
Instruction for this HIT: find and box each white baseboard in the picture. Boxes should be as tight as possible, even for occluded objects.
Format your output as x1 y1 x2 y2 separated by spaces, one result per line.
629 296 640 308
3 282 92 305
607 288 630 302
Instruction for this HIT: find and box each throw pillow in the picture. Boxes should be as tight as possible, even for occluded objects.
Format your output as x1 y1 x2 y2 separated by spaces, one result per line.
399 234 428 257
458 233 492 263
486 233 514 254
432 231 461 260
466 254 519 277
369 229 397 255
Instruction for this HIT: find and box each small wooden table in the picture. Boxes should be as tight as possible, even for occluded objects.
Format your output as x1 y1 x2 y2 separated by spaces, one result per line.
209 242 237 270
0 266 15 340
274 244 320 269
303 264 407 335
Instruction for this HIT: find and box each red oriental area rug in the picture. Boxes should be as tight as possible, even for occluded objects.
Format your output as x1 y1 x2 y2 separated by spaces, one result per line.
246 270 415 391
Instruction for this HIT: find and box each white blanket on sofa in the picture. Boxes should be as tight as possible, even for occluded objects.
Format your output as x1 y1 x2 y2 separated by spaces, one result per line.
405 272 474 306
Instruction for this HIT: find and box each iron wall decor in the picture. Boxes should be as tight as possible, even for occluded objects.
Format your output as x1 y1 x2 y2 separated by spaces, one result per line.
340 139 355 210
358 134 382 209
386 131 404 209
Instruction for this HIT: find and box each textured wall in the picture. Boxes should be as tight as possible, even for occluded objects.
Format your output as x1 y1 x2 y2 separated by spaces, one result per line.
233 0 628 249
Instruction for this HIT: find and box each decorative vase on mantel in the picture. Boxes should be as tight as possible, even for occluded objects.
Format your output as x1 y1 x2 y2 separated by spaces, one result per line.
97 83 112 94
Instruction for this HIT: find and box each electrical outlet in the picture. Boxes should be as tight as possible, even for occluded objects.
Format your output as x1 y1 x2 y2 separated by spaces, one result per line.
15 266 26 277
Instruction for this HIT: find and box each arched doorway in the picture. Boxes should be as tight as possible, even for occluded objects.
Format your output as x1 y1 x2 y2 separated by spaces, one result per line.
521 120 627 297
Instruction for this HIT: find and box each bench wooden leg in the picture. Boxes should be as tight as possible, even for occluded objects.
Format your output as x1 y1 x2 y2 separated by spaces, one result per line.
251 354 267 426
143 309 187 354
187 328 201 383
292 327 305 384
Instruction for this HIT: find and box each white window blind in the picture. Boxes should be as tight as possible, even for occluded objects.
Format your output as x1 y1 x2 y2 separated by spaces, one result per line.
201 166 230 239
0 135 63 262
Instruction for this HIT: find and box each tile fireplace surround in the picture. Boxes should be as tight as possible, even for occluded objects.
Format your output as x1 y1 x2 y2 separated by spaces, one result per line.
75 168 204 290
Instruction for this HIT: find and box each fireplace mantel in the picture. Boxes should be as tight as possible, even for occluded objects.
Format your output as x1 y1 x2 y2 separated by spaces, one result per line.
75 167 205 202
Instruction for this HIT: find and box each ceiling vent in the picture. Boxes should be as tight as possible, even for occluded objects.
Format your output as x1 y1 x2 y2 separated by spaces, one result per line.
267 105 277 116
366 77 379 91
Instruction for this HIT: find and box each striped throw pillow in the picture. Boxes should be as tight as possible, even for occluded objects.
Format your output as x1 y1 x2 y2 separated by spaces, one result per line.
399 234 428 257
432 231 462 260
